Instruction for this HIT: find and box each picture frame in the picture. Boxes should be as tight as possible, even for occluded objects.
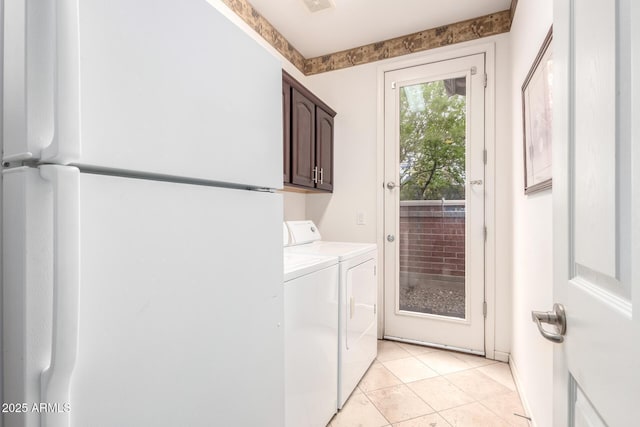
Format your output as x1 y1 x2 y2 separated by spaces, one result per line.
522 27 553 194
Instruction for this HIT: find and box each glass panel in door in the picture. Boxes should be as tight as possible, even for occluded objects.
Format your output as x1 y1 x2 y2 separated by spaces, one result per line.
398 78 467 319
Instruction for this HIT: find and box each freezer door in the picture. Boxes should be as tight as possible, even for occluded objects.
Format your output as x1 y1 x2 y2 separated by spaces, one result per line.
2 166 284 427
4 0 282 189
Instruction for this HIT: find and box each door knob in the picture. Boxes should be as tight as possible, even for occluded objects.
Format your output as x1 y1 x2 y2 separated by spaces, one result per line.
531 303 567 343
386 234 395 242
386 181 396 190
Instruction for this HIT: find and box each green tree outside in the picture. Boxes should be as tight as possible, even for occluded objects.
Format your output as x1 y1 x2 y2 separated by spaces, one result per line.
399 80 467 201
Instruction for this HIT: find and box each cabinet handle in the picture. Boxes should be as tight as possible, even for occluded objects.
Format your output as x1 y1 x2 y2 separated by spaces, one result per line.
319 168 324 185
312 166 318 184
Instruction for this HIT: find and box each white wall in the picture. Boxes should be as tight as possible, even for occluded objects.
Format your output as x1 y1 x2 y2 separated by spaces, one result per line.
304 63 379 244
282 191 307 220
509 0 554 426
306 35 513 358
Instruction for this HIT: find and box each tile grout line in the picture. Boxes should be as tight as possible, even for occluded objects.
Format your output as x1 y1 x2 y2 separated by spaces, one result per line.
475 397 528 427
380 346 519 425
366 353 437 425
359 385 393 426
365 357 412 425
349 342 524 426
367 352 462 425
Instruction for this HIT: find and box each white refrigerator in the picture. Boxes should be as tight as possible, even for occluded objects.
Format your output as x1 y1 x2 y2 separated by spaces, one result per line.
2 1 284 426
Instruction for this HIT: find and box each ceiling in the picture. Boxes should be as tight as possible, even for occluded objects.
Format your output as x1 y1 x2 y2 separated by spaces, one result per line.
248 0 512 58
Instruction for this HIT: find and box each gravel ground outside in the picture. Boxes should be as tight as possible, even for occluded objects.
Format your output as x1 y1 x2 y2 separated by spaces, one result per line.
399 272 465 318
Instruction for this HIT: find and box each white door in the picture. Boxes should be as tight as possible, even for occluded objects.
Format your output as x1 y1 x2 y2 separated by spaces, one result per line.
2 165 284 427
3 0 281 189
550 0 640 424
383 54 486 353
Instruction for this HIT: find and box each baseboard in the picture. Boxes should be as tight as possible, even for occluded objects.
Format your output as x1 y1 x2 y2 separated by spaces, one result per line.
494 350 510 362
509 355 536 427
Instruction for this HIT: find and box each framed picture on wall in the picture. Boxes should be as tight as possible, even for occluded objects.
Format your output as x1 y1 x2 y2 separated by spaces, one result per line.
522 27 553 194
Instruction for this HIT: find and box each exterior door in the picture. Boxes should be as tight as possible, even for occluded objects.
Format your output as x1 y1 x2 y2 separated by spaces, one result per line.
383 54 486 353
552 0 640 424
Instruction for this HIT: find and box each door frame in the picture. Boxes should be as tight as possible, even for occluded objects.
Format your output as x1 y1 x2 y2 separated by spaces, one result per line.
376 41 499 359
382 54 486 353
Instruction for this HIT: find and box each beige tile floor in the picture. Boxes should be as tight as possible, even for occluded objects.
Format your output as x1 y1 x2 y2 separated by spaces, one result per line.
328 340 530 427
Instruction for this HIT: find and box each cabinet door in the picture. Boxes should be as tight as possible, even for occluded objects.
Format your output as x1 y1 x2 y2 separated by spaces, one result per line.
315 107 334 192
283 80 291 183
291 88 316 188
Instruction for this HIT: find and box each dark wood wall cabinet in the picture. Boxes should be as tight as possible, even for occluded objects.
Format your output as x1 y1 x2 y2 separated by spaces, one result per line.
283 70 336 192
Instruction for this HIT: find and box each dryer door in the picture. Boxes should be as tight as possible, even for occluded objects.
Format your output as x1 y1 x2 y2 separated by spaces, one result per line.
339 254 378 408
345 258 377 350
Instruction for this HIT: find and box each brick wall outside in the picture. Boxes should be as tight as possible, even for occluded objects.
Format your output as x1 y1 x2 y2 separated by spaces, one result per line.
399 201 465 277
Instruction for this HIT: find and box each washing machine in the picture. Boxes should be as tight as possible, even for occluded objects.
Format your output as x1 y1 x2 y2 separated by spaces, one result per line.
283 226 339 427
285 220 378 409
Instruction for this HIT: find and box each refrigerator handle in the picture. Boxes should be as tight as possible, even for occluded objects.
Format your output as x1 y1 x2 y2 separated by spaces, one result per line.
41 0 81 164
40 165 81 426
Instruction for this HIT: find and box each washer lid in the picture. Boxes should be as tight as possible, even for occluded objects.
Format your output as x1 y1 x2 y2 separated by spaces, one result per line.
286 241 377 261
283 252 338 281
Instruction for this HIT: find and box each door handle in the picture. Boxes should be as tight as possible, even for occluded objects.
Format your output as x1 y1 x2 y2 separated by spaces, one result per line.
386 181 396 190
531 303 567 343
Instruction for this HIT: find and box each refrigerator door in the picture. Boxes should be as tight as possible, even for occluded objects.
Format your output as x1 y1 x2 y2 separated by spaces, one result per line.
3 165 284 427
4 0 282 189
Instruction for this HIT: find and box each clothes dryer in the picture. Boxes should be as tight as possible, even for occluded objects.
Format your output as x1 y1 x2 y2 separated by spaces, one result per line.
285 220 378 409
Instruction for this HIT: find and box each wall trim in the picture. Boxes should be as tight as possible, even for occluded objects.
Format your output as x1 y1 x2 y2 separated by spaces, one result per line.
494 350 510 362
375 40 498 359
509 354 537 427
221 0 512 75
305 11 510 75
510 0 519 21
